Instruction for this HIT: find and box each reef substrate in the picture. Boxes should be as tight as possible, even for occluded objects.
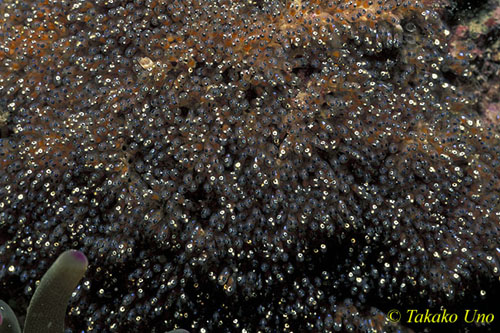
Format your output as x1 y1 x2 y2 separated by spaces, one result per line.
1 0 499 332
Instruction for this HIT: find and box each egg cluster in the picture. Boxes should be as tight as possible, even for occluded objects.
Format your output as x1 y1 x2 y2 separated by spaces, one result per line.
1 0 499 332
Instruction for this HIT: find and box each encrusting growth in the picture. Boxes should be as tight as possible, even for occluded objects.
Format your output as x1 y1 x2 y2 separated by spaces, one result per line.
0 0 499 332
